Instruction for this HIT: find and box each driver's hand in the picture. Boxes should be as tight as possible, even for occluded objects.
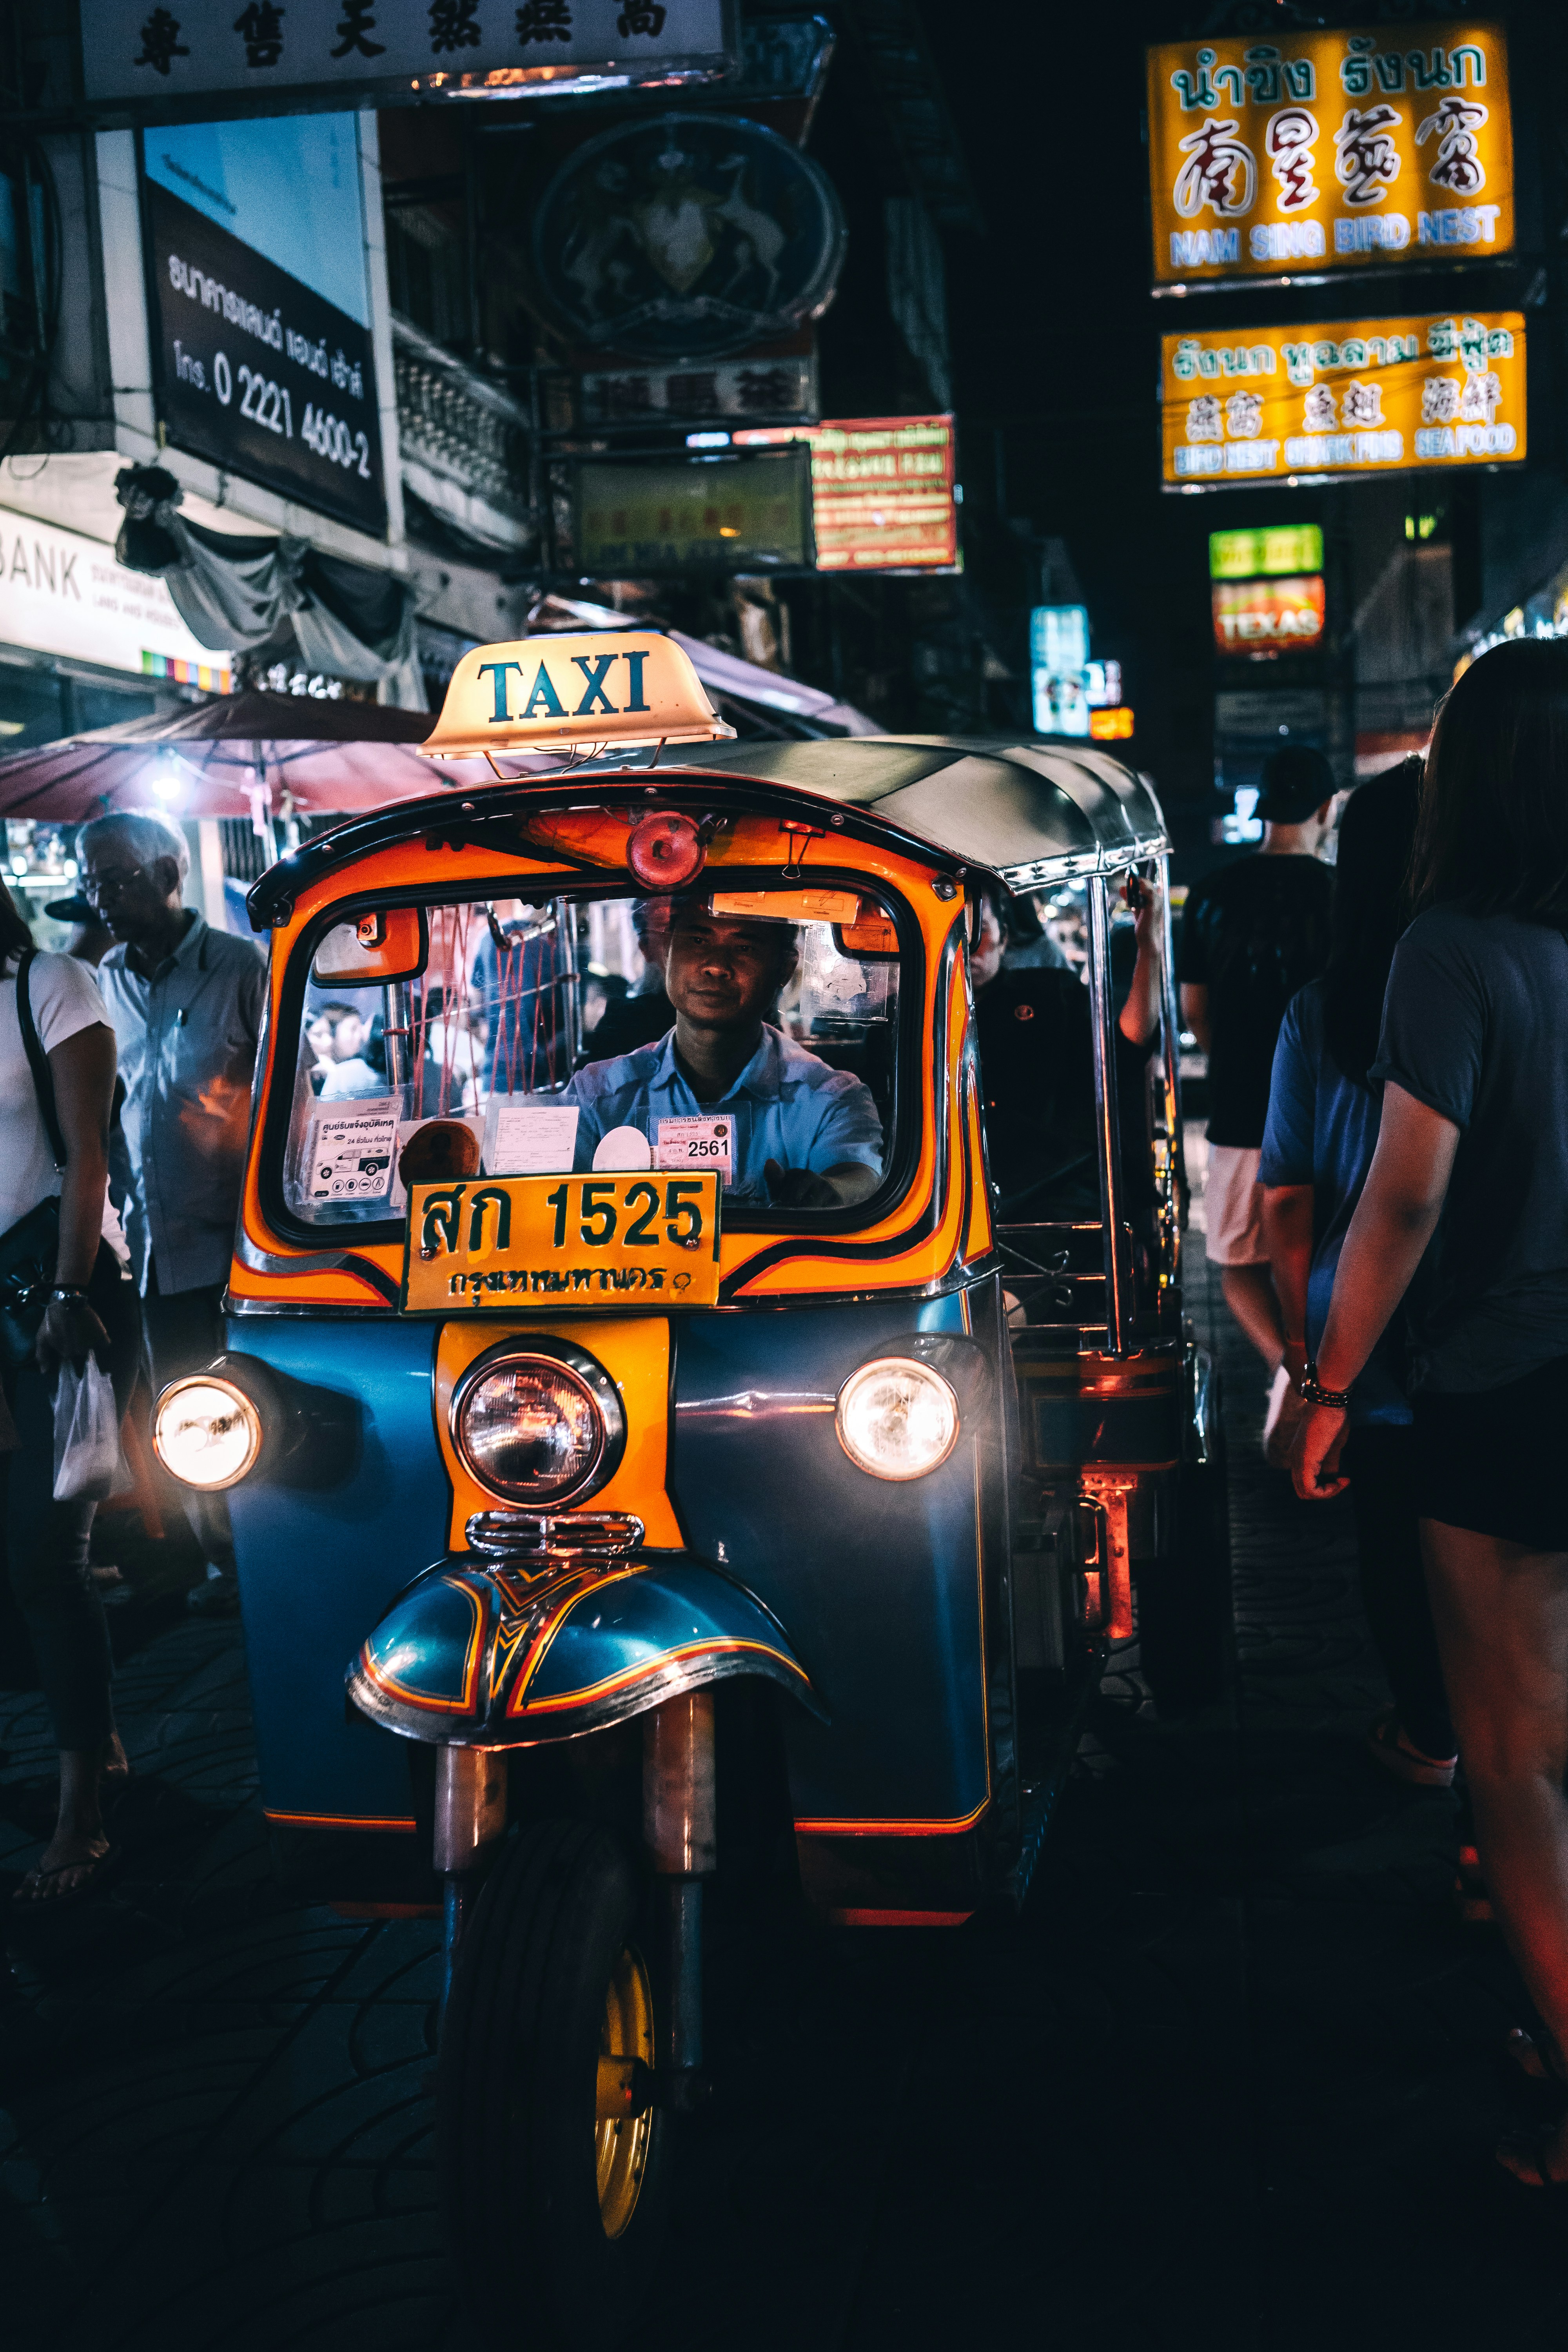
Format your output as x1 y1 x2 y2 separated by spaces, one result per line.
764 1158 838 1209
36 1293 109 1373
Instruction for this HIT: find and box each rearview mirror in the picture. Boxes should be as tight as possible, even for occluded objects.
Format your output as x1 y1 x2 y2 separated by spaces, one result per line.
312 907 426 986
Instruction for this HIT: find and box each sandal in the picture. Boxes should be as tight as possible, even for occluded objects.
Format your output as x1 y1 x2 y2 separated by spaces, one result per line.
1497 2130 1568 2189
1457 1842 1494 1925
1365 1707 1457 1789
1506 2027 1568 2087
10 1842 120 1907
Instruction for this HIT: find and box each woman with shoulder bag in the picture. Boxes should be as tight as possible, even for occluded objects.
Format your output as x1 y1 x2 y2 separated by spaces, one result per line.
1294 641 1568 2185
1 880 138 1902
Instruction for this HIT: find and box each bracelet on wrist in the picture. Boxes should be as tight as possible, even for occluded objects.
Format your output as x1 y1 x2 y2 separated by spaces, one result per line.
1298 1361 1352 1410
49 1285 88 1302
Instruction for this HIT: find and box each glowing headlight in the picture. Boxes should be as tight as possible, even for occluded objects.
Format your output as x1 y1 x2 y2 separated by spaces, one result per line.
152 1377 263 1490
453 1353 613 1504
836 1357 960 1481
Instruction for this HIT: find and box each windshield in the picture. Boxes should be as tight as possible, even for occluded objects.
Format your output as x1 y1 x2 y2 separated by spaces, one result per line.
276 880 905 1231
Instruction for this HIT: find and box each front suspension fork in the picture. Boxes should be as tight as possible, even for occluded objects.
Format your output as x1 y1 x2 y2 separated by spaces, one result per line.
643 1689 715 2110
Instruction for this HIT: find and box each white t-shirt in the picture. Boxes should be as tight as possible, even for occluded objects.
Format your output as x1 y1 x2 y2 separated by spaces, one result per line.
0 947 115 1240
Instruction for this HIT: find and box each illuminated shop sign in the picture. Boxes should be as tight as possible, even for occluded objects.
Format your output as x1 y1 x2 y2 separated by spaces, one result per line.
573 449 814 575
1147 22 1512 289
0 509 229 682
1090 707 1134 740
733 415 959 572
1210 524 1324 577
1030 605 1090 737
1162 309 1525 489
1212 574 1326 654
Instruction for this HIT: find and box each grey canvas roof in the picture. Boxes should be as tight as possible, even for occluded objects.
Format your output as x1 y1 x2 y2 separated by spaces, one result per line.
669 735 1168 886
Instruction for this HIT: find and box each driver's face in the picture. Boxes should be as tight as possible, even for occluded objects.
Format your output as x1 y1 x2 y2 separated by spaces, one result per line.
664 913 789 1031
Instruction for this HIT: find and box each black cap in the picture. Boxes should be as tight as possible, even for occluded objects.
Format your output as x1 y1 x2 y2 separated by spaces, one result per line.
1257 744 1336 824
44 893 103 925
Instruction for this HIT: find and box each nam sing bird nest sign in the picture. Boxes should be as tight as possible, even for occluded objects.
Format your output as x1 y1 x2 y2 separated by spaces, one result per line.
420 631 735 762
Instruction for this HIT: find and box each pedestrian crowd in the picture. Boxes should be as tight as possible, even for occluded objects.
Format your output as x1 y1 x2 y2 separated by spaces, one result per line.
1 811 262 1904
1183 637 1568 2190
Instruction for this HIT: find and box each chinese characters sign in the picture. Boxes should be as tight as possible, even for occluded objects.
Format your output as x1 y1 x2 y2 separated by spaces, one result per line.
579 353 817 427
1212 575 1325 655
1147 22 1512 287
1161 310 1526 489
80 1 731 113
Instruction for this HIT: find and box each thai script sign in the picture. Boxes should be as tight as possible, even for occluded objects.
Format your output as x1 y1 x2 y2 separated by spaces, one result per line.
1161 309 1526 489
402 1173 722 1314
1212 575 1325 655
732 416 958 572
1147 22 1512 287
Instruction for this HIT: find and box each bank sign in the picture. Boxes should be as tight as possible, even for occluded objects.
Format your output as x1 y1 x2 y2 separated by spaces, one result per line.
1161 309 1526 490
1147 22 1512 288
0 510 228 682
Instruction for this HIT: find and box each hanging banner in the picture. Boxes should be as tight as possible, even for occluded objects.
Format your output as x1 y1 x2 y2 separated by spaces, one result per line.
1161 309 1526 489
1147 21 1512 288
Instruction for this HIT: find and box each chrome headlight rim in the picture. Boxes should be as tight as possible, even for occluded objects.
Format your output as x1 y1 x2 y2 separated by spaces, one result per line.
835 1354 962 1483
152 1373 265 1491
450 1336 627 1509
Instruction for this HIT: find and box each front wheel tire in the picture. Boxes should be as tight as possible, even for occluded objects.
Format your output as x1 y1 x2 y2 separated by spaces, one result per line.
437 1818 673 2348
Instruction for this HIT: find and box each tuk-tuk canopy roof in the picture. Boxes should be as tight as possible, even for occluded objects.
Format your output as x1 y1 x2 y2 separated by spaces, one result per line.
248 730 1167 929
661 737 1168 888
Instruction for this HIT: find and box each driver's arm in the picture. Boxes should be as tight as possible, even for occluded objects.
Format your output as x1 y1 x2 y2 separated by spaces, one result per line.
764 1158 880 1209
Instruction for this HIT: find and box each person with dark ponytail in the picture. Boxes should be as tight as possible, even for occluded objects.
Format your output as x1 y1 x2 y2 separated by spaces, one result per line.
1294 641 1568 2185
1259 760 1455 1784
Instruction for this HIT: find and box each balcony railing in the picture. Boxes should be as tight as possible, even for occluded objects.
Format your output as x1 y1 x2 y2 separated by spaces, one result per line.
392 314 534 554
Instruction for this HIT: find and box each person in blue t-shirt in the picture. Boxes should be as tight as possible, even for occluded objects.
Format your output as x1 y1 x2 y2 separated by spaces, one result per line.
566 899 884 1209
1258 759 1455 1787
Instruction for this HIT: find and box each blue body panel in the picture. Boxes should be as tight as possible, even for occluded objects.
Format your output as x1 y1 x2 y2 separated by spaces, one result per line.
224 1317 445 1824
349 1550 812 1742
668 1294 990 1828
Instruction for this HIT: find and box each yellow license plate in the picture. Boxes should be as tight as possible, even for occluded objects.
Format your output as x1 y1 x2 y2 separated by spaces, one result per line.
402 1173 722 1313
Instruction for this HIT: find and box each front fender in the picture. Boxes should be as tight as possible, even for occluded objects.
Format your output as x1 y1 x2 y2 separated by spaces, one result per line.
347 1551 818 1747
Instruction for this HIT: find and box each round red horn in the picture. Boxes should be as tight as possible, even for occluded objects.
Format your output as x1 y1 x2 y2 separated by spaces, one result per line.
626 811 706 889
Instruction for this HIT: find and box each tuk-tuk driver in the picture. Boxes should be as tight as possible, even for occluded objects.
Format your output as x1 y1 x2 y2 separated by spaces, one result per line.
567 900 884 1208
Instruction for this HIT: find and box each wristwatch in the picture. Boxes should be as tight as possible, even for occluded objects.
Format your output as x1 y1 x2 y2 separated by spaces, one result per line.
1299 1361 1352 1410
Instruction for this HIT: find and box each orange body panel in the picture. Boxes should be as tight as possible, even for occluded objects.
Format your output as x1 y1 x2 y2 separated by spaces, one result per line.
231 796 987 1316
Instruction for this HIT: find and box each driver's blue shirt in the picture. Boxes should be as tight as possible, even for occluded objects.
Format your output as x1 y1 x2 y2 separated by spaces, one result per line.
565 1024 884 1201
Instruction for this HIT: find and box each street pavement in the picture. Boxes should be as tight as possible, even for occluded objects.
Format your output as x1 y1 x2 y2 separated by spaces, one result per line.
4 1241 1568 2350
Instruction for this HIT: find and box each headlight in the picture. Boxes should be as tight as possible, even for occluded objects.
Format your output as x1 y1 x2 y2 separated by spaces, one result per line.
152 1377 263 1490
452 1343 624 1506
836 1357 960 1481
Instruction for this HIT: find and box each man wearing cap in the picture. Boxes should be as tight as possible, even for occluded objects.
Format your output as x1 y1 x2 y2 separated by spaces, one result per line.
78 812 265 1614
1179 746 1336 1448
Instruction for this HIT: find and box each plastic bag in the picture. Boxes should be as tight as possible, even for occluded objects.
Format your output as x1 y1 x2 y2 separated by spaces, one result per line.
52 1356 122 1502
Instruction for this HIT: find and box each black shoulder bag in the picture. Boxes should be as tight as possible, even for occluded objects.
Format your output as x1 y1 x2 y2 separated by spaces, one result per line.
0 949 68 1368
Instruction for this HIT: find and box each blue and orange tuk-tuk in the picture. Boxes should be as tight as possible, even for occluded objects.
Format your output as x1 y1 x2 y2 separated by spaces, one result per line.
149 635 1225 2339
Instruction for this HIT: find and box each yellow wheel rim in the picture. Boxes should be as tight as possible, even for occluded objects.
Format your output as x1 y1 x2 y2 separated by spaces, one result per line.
595 1942 654 2239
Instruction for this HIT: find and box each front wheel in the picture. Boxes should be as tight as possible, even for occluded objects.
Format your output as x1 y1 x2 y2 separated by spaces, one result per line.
437 1818 673 2348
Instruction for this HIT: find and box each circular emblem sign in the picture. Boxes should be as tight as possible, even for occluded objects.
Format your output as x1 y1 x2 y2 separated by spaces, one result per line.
530 114 846 361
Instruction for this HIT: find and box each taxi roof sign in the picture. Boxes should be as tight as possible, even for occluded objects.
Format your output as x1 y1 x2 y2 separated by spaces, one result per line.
419 631 736 764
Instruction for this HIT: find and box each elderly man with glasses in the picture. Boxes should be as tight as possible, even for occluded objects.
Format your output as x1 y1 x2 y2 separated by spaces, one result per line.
78 813 265 1615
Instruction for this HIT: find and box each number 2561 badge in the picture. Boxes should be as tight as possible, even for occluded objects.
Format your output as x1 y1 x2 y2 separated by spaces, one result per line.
656 1115 735 1181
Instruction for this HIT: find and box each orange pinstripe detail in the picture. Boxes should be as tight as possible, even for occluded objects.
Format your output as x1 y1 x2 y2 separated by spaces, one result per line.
358 1573 486 1714
519 1634 808 1717
829 1909 975 1927
264 1811 418 1833
792 1798 990 1837
506 1564 643 1713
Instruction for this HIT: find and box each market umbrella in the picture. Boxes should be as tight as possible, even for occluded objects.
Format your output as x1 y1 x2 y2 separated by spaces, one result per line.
0 690 453 822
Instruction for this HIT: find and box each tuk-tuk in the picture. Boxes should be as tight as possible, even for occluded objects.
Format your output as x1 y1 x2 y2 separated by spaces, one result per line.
149 634 1225 2342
